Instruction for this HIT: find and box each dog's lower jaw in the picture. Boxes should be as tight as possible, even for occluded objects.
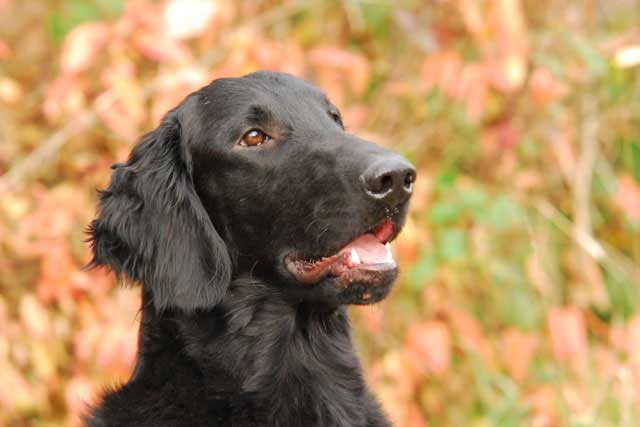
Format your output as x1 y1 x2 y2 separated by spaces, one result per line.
98 276 392 427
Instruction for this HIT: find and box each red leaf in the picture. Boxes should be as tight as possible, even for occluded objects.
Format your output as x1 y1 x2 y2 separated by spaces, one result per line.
134 31 192 64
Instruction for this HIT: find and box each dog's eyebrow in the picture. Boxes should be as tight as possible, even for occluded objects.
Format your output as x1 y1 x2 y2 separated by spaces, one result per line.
247 105 273 123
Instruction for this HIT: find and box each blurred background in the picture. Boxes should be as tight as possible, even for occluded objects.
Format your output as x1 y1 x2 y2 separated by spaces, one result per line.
1 0 640 426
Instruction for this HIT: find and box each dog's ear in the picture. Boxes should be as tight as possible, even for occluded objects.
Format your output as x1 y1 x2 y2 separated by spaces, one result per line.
87 112 231 312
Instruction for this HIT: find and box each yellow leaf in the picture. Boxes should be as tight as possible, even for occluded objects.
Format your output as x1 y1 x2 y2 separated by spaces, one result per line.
19 295 50 338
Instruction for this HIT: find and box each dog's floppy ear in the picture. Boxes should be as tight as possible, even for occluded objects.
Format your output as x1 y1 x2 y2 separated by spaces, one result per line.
88 111 231 312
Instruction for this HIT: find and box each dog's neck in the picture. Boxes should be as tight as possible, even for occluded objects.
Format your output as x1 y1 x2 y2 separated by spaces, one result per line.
133 276 389 427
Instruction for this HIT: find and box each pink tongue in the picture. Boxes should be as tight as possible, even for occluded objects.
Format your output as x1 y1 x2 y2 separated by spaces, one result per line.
341 234 387 264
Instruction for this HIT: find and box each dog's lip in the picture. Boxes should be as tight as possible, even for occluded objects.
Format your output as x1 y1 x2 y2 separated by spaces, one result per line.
284 219 398 284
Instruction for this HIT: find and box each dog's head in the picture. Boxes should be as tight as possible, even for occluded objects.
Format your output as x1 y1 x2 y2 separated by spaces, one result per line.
89 71 415 311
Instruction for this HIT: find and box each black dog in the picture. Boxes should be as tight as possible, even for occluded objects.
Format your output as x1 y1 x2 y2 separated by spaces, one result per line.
86 71 415 427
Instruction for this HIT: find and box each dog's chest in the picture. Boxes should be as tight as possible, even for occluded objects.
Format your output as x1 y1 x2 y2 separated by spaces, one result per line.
218 389 382 427
205 320 387 426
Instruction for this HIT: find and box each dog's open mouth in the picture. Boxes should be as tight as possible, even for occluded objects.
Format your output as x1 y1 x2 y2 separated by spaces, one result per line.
285 220 397 285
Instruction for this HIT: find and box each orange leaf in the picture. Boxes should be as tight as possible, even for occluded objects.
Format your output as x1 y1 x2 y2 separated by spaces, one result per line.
96 320 139 374
501 327 538 381
43 74 87 123
550 128 577 184
0 364 32 410
526 386 558 427
405 403 429 427
457 0 485 40
489 0 529 92
525 254 554 298
547 306 588 364
405 321 451 376
420 52 488 120
308 47 371 96
65 376 96 417
529 67 566 106
36 240 76 304
150 66 208 124
613 175 640 223
251 40 305 77
0 38 11 59
96 62 146 140
448 306 494 364
353 306 384 335
456 63 488 121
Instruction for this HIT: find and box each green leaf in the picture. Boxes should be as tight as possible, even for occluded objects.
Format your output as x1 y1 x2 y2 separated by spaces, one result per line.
569 34 608 77
459 187 488 210
481 196 524 231
631 141 640 183
48 0 103 42
429 201 461 225
436 168 458 189
438 229 467 262
407 252 437 291
48 13 67 43
98 0 125 14
604 272 640 319
361 2 392 39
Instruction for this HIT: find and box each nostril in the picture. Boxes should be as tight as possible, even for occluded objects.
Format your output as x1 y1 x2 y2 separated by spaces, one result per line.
361 158 416 205
403 171 416 192
379 174 394 194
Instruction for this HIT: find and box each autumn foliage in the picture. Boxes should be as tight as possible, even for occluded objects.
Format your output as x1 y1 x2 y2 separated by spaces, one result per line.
1 1 640 426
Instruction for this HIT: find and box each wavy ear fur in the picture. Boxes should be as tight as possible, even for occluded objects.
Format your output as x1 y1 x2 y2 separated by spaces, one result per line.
88 113 231 311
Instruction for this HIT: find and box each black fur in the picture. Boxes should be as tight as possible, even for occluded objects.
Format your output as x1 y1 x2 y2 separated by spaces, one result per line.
86 71 414 427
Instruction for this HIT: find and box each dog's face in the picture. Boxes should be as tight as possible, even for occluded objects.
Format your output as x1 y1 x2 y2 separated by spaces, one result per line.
89 71 415 310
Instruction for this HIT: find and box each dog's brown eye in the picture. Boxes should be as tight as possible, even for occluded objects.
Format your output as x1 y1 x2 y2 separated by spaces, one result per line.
240 129 270 147
330 112 343 128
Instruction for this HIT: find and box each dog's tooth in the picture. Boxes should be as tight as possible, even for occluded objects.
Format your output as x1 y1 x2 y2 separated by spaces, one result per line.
384 243 393 263
350 248 361 265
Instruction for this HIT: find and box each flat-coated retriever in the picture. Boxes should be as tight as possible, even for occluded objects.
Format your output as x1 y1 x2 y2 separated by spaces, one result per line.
86 71 415 427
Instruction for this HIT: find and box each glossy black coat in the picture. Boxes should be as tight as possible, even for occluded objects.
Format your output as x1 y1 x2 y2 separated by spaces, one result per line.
86 71 414 427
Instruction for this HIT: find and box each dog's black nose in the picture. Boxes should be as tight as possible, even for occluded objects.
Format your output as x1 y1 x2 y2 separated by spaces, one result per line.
361 157 416 207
